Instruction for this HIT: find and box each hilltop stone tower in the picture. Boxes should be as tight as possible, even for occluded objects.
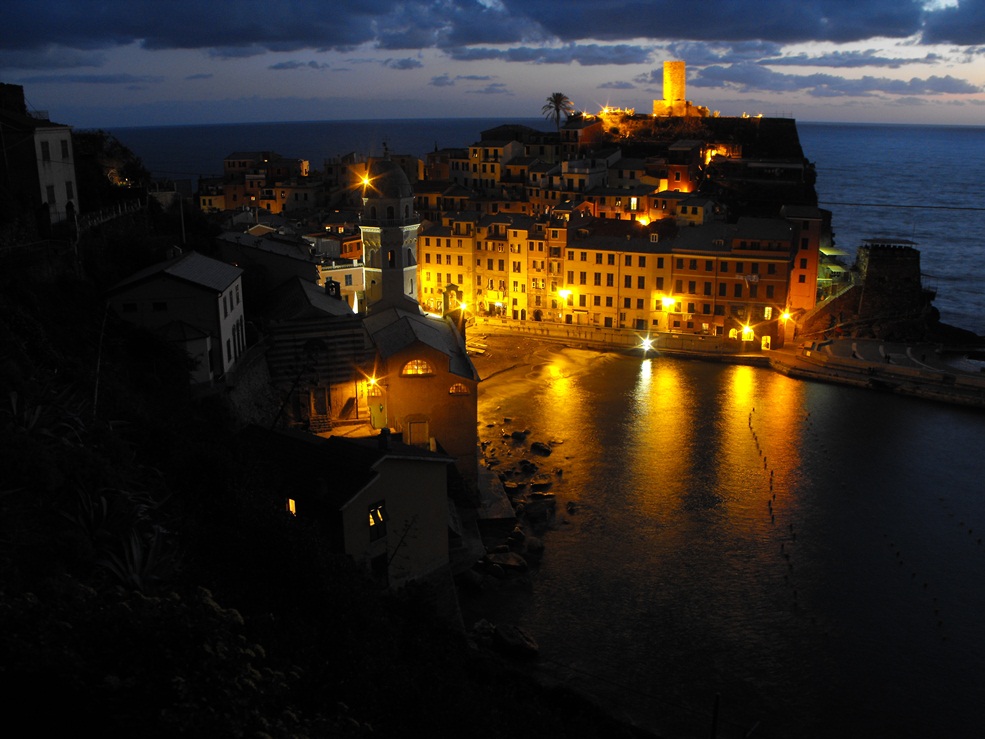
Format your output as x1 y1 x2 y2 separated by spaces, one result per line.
664 61 686 109
359 157 421 314
653 60 708 117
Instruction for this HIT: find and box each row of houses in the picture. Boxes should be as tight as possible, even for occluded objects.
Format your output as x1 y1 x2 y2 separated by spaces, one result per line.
197 112 835 350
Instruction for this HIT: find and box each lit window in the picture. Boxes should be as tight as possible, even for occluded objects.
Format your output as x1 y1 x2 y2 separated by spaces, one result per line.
449 383 470 395
368 502 387 541
401 359 434 376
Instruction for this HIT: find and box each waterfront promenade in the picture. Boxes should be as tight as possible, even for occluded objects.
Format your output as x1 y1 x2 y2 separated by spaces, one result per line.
468 317 985 409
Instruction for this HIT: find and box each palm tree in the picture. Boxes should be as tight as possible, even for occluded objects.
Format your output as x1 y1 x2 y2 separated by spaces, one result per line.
542 92 575 137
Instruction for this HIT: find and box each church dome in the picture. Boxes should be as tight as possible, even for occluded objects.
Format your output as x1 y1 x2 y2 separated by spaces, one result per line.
364 158 413 200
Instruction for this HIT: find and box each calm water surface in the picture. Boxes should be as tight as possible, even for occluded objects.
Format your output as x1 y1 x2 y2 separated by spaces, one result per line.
470 346 985 739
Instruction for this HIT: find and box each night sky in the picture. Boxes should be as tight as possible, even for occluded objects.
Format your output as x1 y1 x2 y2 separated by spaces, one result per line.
2 0 983 127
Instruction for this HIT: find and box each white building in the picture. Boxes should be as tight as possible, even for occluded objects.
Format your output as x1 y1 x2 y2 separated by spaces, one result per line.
106 251 246 381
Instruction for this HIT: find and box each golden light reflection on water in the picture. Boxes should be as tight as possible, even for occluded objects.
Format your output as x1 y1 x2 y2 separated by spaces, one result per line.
712 365 806 535
627 359 694 519
535 352 590 442
620 360 809 537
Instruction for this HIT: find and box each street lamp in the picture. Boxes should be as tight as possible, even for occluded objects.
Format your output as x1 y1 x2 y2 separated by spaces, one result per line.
558 289 571 323
660 295 676 332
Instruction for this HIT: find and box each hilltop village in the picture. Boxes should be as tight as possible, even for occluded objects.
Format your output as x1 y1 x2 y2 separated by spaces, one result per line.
2 66 984 735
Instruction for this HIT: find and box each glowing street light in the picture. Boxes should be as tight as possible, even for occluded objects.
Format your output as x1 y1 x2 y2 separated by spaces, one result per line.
557 289 571 323
639 335 654 354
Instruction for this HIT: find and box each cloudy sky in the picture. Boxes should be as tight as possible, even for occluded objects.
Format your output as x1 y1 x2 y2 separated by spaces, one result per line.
2 0 984 128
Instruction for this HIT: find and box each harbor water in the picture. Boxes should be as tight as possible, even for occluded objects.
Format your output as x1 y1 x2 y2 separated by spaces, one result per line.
470 345 985 738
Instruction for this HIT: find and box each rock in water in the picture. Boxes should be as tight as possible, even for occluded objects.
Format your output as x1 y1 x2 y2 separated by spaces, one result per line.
494 624 539 659
484 551 529 572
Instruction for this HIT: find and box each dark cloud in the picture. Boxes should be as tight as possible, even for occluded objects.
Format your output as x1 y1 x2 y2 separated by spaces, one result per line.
922 2 985 45
466 83 512 95
662 40 786 66
448 43 652 65
767 50 944 69
0 48 106 70
383 57 423 70
0 1 390 53
430 73 455 87
691 63 982 97
430 72 498 88
498 0 925 45
208 47 268 60
268 60 331 70
3 0 985 62
598 80 636 89
3 0 984 111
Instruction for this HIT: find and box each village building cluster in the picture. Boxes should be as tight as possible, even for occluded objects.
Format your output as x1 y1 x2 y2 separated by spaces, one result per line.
0 65 858 590
199 63 846 358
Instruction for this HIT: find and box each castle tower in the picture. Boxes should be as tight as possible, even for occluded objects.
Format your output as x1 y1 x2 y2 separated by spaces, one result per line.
358 157 421 314
664 60 686 107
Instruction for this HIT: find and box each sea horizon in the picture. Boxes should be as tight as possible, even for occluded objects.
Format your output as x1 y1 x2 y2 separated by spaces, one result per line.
102 116 985 132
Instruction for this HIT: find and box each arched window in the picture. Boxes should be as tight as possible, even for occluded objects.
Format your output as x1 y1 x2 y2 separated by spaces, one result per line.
448 383 469 395
401 359 434 376
387 205 395 220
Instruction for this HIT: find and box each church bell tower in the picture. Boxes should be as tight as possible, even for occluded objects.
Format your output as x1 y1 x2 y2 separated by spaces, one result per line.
358 155 421 314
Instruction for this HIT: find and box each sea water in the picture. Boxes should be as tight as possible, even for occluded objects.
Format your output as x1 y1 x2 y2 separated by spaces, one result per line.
471 345 985 739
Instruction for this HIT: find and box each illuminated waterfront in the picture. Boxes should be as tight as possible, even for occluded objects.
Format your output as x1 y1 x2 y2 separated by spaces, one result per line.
469 343 985 739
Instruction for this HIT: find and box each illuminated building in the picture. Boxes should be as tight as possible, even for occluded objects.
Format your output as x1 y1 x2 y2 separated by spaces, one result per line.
652 60 711 118
359 156 479 484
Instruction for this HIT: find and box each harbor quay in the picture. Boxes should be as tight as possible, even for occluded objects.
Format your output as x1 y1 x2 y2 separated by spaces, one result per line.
467 318 985 409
